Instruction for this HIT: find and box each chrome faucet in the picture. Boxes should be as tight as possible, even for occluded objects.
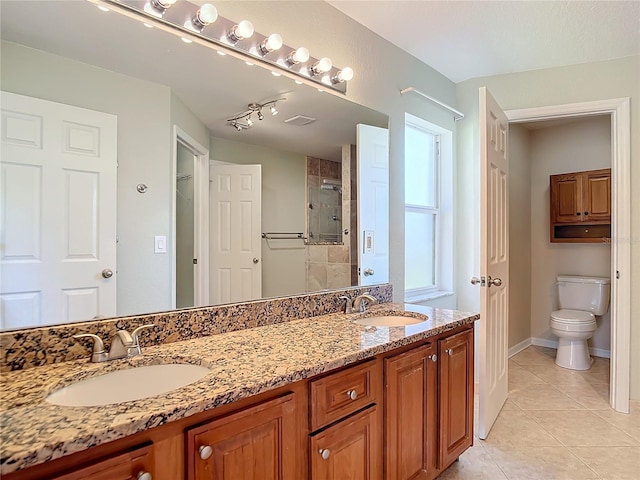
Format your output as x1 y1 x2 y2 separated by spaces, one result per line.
353 293 377 313
74 324 155 362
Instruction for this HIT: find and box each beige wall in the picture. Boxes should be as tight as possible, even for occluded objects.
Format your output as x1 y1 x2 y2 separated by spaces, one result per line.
209 136 307 298
509 125 532 349
456 55 639 397
529 116 612 350
1 41 175 317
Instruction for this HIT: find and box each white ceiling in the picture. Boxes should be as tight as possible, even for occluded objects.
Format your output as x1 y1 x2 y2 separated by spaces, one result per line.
328 1 640 83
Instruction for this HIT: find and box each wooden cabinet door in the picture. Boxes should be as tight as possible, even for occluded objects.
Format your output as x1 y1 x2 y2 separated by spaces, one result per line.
52 444 153 480
550 173 582 223
310 406 381 480
384 344 437 480
438 329 474 470
187 393 297 480
584 169 611 222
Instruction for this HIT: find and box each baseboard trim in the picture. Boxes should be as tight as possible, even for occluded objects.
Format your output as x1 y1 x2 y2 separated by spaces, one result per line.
531 337 611 359
508 338 532 358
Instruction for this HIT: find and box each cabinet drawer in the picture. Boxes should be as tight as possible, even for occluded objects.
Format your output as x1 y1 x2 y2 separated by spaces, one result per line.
52 443 153 480
310 359 377 430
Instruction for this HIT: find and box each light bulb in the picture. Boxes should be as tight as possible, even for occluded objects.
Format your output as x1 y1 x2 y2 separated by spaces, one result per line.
270 105 278 116
151 0 176 11
286 47 310 65
310 57 332 76
260 33 283 54
229 20 254 42
193 4 218 29
332 67 354 83
247 117 254 127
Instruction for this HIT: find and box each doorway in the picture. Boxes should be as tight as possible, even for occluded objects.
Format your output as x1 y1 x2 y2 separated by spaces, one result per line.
172 126 210 309
506 98 631 414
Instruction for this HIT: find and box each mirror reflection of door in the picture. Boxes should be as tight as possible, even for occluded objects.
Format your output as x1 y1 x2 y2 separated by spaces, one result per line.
210 163 262 304
0 92 117 328
357 124 390 286
176 141 196 309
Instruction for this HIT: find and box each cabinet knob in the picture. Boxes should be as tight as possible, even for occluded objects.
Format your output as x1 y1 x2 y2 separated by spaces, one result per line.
137 472 152 480
576 212 581 216
584 212 589 215
199 445 213 460
346 390 358 401
429 354 437 362
445 348 453 356
319 448 331 460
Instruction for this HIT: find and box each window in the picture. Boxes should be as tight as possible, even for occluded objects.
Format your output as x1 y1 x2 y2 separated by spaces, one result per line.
404 114 453 302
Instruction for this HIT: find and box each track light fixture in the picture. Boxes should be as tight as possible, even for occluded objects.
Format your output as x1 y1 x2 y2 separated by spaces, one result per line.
227 99 285 131
93 0 353 93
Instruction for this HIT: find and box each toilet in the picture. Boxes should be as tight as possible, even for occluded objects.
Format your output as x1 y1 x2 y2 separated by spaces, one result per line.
549 275 610 370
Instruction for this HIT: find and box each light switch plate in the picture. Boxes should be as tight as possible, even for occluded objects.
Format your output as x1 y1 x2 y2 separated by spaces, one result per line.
154 235 167 254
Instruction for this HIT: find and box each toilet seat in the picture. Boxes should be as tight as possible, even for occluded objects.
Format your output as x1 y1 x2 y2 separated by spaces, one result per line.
550 309 595 323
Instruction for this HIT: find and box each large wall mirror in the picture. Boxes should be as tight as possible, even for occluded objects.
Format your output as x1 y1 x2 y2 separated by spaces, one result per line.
0 0 390 331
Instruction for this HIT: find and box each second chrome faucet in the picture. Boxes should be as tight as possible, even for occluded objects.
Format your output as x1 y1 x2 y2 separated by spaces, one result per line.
340 293 378 314
73 324 155 363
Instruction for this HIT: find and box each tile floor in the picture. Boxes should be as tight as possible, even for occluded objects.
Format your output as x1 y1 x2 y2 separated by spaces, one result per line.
439 346 640 480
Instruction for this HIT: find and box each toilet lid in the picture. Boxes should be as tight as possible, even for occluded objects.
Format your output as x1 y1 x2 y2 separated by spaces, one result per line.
551 309 595 323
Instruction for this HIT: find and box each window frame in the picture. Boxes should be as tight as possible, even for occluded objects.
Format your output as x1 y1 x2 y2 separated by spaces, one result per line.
404 113 454 303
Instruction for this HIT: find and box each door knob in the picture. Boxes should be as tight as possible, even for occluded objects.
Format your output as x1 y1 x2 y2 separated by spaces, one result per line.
488 276 502 287
363 268 374 276
470 276 485 286
253 257 259 264
101 268 114 279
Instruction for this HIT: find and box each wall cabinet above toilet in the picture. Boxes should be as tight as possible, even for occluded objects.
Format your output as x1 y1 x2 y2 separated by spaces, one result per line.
549 168 611 243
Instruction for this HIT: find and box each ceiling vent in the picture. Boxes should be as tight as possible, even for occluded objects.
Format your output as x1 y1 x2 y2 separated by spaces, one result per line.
284 115 316 126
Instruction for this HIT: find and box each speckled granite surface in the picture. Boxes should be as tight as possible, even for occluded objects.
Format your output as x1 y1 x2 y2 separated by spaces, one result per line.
0 303 478 474
0 284 392 372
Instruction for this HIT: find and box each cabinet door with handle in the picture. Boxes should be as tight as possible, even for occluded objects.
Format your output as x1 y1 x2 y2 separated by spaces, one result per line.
550 173 583 223
438 329 474 469
583 169 611 222
187 393 297 480
310 406 381 480
384 344 438 480
52 444 153 480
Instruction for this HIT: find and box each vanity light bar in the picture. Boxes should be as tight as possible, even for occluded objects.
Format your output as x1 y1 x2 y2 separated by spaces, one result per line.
92 0 353 94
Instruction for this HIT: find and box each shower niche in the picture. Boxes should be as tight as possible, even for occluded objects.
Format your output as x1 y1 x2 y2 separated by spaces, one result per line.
307 157 343 244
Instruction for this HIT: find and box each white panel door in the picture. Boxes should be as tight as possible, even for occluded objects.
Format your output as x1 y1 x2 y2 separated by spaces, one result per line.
0 91 117 329
477 87 509 439
210 163 261 304
357 124 389 286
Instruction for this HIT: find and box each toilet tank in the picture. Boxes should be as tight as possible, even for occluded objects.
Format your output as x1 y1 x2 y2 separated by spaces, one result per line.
557 275 611 315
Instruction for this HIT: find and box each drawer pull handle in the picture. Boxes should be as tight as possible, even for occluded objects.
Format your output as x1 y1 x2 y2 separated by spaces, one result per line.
137 472 152 480
445 348 453 356
199 445 213 460
429 354 437 362
319 448 331 460
347 390 358 400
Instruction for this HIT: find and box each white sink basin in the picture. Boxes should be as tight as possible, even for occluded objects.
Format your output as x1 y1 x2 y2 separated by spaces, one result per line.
45 364 210 407
353 315 426 327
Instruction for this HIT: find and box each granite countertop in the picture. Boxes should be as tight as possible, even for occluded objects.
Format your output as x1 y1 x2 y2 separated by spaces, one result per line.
0 303 478 474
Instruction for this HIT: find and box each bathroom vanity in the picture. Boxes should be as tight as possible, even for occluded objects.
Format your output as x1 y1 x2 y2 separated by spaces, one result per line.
0 302 477 480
